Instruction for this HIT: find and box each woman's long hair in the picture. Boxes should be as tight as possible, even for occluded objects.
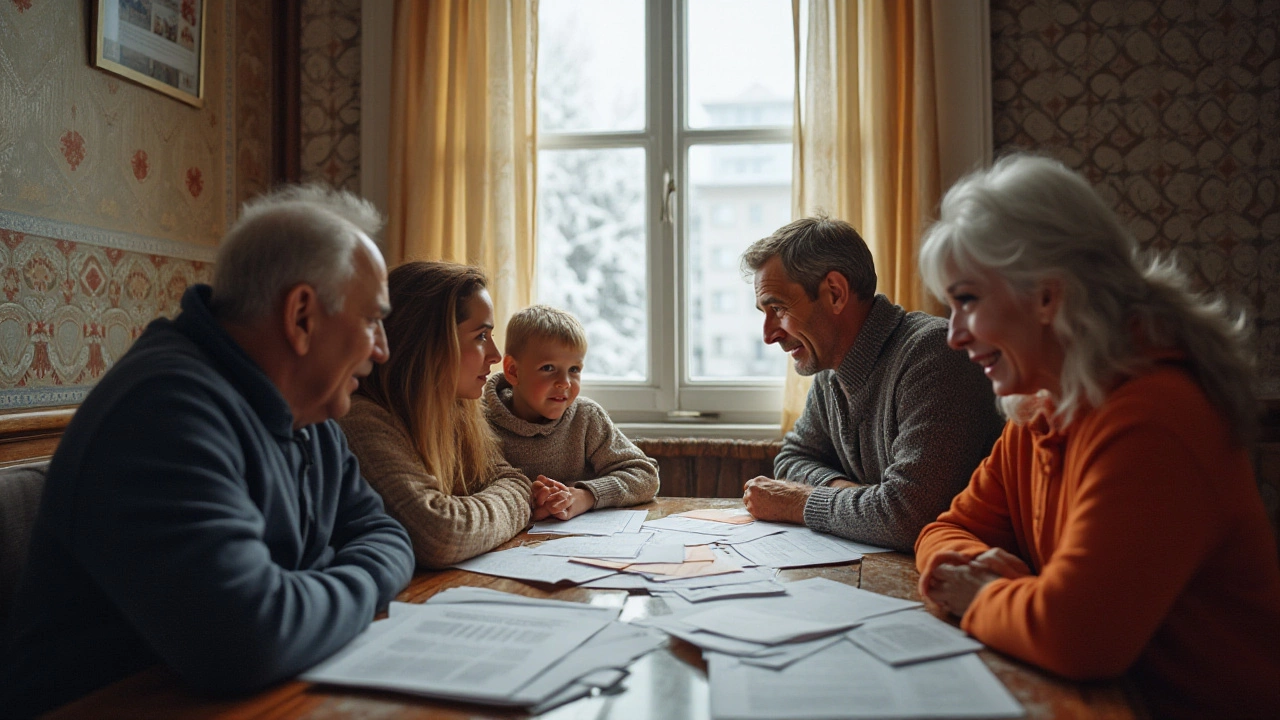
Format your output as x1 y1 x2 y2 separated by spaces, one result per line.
357 261 499 494
919 154 1257 444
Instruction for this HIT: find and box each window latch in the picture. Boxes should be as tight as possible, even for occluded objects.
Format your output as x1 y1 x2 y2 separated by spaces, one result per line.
660 169 677 223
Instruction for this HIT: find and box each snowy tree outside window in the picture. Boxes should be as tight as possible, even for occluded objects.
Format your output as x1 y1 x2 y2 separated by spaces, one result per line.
536 0 797 418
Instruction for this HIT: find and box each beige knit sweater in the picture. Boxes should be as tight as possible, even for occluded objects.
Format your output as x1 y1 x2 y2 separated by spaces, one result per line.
483 374 659 508
337 394 532 569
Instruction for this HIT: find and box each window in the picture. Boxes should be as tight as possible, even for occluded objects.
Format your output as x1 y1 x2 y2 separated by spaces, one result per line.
536 0 797 423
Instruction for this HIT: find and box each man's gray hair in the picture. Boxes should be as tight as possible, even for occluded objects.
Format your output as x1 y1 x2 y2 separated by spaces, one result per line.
919 153 1256 443
740 215 877 301
212 185 385 323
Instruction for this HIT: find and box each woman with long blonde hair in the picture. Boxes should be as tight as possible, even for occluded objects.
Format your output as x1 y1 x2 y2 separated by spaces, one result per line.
339 261 566 568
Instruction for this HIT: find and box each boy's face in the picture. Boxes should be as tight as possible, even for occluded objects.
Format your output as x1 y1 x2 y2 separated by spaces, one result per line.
503 337 585 423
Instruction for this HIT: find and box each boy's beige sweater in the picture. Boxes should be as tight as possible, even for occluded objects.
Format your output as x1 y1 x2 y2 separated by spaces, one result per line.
337 394 532 569
483 374 659 508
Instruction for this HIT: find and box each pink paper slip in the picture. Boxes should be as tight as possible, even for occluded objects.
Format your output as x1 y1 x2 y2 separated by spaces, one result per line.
675 508 756 525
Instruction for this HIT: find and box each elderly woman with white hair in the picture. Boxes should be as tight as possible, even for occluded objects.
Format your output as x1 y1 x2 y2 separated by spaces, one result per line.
913 154 1280 718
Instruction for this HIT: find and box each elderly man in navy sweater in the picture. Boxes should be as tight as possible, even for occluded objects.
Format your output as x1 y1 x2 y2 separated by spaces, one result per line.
0 186 414 717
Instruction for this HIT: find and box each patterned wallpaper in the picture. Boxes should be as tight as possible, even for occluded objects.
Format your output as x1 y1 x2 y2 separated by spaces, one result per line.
299 0 361 192
0 0 273 410
235 0 275 206
0 228 212 408
991 0 1280 391
0 0 229 247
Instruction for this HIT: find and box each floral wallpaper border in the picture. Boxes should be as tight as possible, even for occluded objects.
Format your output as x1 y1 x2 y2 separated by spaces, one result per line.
0 225 213 409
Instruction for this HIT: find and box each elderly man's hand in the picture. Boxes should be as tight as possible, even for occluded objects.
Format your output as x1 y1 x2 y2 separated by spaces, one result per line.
742 476 812 524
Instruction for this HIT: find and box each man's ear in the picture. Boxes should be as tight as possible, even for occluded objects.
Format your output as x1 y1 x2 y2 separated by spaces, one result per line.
281 283 320 356
1036 278 1064 325
823 270 852 314
502 354 519 385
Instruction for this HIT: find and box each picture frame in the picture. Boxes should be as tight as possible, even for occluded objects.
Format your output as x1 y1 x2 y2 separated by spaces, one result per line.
92 0 206 108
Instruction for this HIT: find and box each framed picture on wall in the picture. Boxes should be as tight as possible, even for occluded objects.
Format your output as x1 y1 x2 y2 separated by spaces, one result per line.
93 0 206 108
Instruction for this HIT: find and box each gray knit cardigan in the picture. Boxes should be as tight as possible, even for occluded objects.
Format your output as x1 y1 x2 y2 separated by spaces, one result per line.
779 294 1006 552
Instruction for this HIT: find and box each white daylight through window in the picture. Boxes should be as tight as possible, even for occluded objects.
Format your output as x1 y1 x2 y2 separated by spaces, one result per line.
535 0 801 423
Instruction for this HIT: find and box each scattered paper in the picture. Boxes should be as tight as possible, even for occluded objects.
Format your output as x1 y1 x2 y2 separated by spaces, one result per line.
738 634 847 669
633 558 744 581
454 546 617 584
684 545 716 562
676 508 756 524
848 610 983 666
643 515 739 536
730 527 865 568
302 603 611 706
529 508 649 536
580 566 777 592
681 605 857 644
708 641 1023 720
512 620 667 704
529 532 653 558
673 580 787 603
417 588 621 619
715 522 789 544
646 528 735 546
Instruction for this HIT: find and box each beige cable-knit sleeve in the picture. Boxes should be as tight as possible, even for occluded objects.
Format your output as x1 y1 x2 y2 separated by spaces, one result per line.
337 398 532 569
578 400 660 508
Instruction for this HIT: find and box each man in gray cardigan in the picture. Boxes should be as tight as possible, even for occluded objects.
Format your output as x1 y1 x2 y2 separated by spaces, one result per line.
741 216 1004 552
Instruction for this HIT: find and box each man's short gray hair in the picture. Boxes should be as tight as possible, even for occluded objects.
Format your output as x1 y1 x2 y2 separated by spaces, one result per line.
740 215 877 301
212 185 384 323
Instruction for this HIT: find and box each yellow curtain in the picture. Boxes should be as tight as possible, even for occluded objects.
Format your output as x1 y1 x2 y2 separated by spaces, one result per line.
387 0 538 341
784 0 988 432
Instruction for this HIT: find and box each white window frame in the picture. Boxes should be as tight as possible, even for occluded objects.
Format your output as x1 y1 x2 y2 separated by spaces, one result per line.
537 0 790 425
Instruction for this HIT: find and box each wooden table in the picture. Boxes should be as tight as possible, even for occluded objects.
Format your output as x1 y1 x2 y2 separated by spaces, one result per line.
47 498 1139 719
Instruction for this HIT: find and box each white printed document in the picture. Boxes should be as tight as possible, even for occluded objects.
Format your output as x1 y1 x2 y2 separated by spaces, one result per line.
643 515 739 536
301 603 612 706
640 578 921 651
673 579 786 603
730 526 869 567
454 546 617 584
529 532 653 558
529 508 648 535
675 577 915 644
416 588 621 619
848 610 983 666
708 640 1023 719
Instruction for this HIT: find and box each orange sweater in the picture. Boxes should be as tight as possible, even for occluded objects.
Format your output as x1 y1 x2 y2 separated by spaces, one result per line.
916 364 1280 719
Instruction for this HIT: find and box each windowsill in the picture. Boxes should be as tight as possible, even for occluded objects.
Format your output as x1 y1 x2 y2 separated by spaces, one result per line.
618 422 782 441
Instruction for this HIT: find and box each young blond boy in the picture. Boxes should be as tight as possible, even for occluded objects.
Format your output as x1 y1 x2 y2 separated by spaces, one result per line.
483 305 659 520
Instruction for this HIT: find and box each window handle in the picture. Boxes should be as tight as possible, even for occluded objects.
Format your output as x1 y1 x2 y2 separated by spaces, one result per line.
660 170 677 223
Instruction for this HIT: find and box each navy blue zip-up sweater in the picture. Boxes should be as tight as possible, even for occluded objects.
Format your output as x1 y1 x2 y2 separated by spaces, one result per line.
0 285 414 718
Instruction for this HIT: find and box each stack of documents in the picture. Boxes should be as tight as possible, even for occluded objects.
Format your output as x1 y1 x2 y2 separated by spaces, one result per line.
633 577 1021 719
302 588 666 713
